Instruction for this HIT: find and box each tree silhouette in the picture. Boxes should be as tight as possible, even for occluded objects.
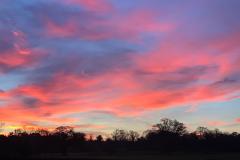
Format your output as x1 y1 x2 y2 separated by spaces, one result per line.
0 118 239 158
153 118 187 135
54 126 74 136
195 126 210 138
96 135 103 142
128 130 140 142
0 123 4 134
112 129 129 141
35 128 50 136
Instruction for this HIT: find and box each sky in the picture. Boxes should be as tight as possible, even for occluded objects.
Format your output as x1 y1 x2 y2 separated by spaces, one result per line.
0 0 240 135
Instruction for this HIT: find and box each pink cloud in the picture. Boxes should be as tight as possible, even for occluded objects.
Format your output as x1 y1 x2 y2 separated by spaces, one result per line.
1 20 239 129
0 31 46 73
1 29 240 122
45 18 111 40
112 10 175 35
44 9 175 41
236 118 240 123
207 121 229 127
62 0 114 12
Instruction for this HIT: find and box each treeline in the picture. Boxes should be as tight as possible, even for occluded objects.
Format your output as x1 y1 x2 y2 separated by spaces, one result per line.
0 118 240 158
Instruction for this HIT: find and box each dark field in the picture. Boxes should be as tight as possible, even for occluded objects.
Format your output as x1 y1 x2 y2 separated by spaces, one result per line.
24 152 240 160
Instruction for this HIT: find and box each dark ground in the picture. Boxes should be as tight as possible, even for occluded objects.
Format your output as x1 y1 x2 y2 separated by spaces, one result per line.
11 152 240 160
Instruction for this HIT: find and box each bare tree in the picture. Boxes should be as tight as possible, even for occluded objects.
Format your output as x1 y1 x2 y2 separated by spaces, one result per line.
54 126 74 136
195 126 210 137
153 118 187 135
112 129 129 141
128 130 140 142
10 128 28 136
35 128 50 136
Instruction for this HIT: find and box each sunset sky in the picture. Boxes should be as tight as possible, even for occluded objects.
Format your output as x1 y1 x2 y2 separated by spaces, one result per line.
0 0 240 135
